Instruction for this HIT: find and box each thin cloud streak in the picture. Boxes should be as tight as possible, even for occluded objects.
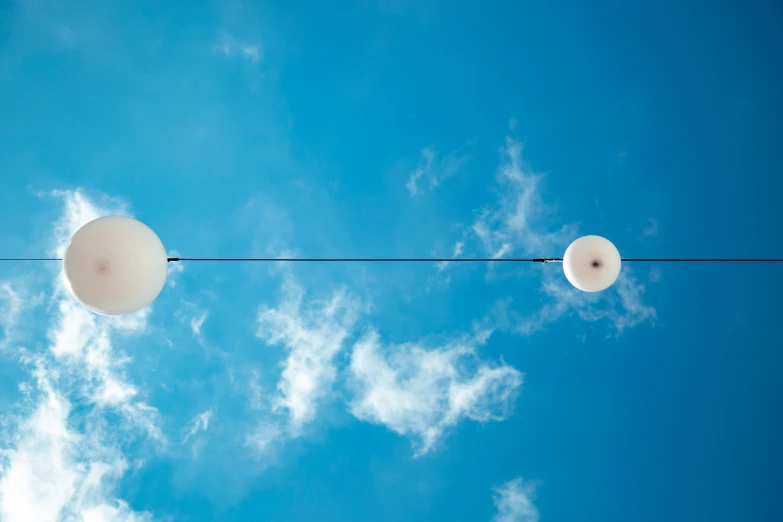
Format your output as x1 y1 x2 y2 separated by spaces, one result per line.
191 311 208 338
406 146 469 196
642 217 659 238
182 409 214 445
471 137 577 259
505 269 656 336
0 282 23 348
213 35 262 63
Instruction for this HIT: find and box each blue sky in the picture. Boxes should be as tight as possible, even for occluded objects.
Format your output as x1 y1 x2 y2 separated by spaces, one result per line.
1 0 782 521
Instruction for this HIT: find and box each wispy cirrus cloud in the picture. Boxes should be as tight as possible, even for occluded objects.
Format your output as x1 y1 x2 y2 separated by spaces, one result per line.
213 35 262 63
452 136 656 335
255 277 361 439
166 250 185 288
512 270 656 335
182 409 214 445
406 146 469 196
642 217 659 238
492 477 539 522
174 301 212 349
436 241 465 272
348 329 522 456
471 137 577 259
190 311 208 339
0 282 23 348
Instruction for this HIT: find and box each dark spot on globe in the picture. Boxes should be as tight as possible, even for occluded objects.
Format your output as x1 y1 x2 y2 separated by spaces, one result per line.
592 259 602 268
94 259 111 275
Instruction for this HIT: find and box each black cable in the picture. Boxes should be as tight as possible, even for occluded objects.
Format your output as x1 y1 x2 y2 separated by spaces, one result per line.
621 258 783 262
167 257 562 263
1 257 782 263
167 257 783 263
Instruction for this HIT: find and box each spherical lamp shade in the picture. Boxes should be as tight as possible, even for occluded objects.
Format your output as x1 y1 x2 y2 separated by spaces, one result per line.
563 235 622 292
63 216 168 316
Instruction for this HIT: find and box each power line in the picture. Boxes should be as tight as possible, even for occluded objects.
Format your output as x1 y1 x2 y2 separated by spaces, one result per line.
167 257 563 263
1 257 782 263
621 258 783 263
168 257 783 263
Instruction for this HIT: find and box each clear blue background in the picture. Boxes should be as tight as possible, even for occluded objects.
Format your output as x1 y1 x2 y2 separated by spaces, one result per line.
0 0 782 521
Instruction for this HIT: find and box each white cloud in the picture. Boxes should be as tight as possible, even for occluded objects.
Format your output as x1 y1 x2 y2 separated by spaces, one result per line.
166 251 185 288
190 311 208 338
436 241 465 272
47 271 163 442
406 146 468 196
460 136 655 335
245 424 283 455
642 217 659 238
0 366 151 522
182 409 214 445
213 36 262 63
348 330 522 456
0 282 23 347
0 371 78 522
256 278 360 435
406 148 434 196
48 189 129 259
0 190 160 521
45 190 163 441
513 270 655 336
611 271 657 332
492 477 539 522
471 137 577 258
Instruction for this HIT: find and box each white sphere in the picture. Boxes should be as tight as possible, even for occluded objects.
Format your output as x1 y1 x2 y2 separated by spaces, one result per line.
562 235 621 292
63 216 168 316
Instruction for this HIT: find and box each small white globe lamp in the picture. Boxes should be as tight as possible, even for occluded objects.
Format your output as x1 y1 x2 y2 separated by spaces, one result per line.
563 235 621 292
63 216 168 315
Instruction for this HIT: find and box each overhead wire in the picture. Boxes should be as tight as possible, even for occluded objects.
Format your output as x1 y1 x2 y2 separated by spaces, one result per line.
1 257 782 263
